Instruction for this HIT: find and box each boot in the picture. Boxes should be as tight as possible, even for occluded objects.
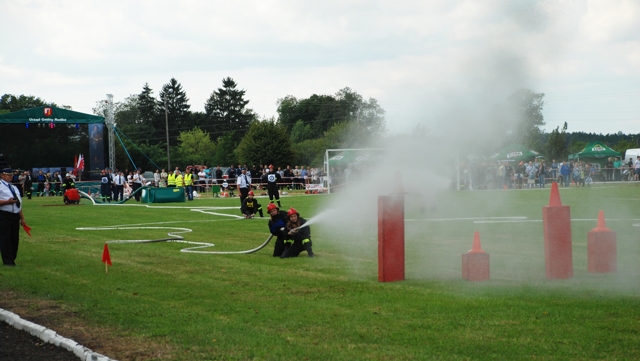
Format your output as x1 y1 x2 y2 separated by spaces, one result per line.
303 241 314 258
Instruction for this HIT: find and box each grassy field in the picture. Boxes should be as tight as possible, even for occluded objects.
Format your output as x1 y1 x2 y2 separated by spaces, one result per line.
1 184 640 360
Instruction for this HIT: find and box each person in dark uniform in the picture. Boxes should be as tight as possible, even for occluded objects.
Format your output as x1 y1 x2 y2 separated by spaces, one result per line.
53 171 62 196
23 171 33 200
262 165 282 207
35 170 45 197
112 171 126 201
241 191 263 218
11 170 21 197
100 169 112 202
236 168 251 210
267 203 289 257
62 174 75 193
0 167 28 266
281 207 315 258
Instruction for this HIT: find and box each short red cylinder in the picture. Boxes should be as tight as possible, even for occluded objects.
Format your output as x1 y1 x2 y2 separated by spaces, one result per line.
542 205 573 279
587 230 617 273
462 253 490 281
378 195 405 282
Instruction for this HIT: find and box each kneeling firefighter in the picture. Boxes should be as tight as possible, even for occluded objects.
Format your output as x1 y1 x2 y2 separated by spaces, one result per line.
281 207 315 258
242 191 263 218
267 203 289 257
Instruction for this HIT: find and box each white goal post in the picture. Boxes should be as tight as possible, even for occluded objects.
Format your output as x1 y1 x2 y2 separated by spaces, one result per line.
323 148 386 194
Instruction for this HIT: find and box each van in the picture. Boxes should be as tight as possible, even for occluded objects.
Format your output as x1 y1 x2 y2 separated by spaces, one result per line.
624 148 640 165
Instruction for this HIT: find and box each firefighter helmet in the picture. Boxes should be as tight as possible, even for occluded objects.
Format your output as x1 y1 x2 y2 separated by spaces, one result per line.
287 207 299 217
267 203 278 212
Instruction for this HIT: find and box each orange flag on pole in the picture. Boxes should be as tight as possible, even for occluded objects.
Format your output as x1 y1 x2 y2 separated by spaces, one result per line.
102 244 112 273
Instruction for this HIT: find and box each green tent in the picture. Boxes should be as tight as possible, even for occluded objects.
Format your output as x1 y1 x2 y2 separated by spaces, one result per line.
490 143 541 163
0 106 104 124
572 141 621 161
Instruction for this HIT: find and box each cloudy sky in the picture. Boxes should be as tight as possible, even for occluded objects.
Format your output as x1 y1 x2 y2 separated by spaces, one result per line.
1 0 639 135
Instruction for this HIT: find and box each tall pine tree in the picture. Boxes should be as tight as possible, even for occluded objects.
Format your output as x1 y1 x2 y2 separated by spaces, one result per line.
157 78 191 146
204 77 256 144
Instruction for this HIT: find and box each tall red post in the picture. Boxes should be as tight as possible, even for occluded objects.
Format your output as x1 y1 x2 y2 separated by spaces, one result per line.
542 182 573 279
378 172 405 282
587 210 617 273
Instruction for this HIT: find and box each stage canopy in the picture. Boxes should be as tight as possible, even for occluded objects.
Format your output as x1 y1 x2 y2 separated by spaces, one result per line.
0 106 104 124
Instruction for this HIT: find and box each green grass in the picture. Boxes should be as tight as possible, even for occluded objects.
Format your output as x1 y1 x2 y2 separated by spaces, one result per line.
2 185 640 360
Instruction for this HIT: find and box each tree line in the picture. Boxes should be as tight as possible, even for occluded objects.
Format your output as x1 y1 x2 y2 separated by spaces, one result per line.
1 84 638 172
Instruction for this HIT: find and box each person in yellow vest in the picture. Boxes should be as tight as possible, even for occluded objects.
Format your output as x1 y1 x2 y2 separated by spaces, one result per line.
174 170 184 189
167 170 176 188
183 170 194 201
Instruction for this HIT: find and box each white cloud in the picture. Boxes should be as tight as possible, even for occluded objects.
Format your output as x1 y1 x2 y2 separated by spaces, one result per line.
0 0 639 135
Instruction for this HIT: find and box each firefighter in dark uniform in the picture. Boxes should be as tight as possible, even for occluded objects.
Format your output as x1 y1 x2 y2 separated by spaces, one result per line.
0 167 28 266
241 191 263 218
53 171 62 196
100 169 112 202
23 171 33 200
281 207 315 258
62 174 75 193
262 164 282 207
267 203 289 257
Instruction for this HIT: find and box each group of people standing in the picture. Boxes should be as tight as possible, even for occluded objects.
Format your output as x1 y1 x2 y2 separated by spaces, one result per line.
99 168 146 202
10 169 78 200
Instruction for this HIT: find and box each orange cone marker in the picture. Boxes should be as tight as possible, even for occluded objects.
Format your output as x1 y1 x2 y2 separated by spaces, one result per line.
462 231 490 281
588 210 617 273
542 182 573 279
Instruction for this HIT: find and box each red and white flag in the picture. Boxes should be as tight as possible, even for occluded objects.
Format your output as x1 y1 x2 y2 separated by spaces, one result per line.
75 154 84 172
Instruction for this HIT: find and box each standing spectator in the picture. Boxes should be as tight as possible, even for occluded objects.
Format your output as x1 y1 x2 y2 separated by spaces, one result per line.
613 157 622 181
35 170 45 197
174 170 184 188
113 171 126 201
215 166 223 185
573 163 582 187
23 171 33 200
154 169 160 187
183 168 194 201
300 166 308 188
537 160 547 188
283 166 294 190
526 161 535 189
236 168 251 210
197 167 206 193
0 167 28 266
132 169 144 201
550 160 558 181
17 171 26 198
635 156 640 181
292 166 301 190
605 157 614 181
160 169 168 187
515 161 525 189
166 170 176 187
11 171 21 197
